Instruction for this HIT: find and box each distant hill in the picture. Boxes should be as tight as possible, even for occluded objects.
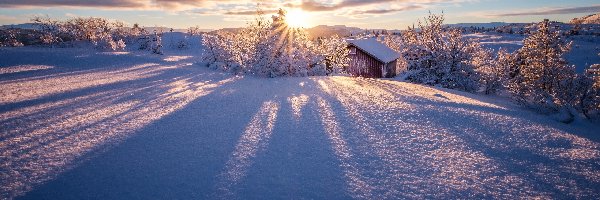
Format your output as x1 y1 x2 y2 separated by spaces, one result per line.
144 27 212 33
570 13 600 24
212 27 243 33
306 25 363 39
0 23 39 30
446 22 509 29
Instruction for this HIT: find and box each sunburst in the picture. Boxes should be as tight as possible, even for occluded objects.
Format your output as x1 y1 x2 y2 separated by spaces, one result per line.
285 9 310 28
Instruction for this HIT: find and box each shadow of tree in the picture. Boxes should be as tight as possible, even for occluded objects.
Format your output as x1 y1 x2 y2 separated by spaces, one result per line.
309 76 600 199
0 50 237 199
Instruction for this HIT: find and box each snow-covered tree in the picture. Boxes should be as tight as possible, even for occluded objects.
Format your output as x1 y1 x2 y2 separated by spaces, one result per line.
507 19 576 114
250 9 317 77
150 30 163 54
314 35 349 74
476 48 513 94
202 8 342 77
398 13 480 92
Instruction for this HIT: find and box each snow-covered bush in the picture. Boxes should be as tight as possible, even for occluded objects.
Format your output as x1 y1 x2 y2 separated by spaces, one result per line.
187 26 202 36
202 32 235 66
31 16 62 47
591 63 600 88
97 37 126 51
62 17 112 45
397 13 480 92
31 16 139 51
175 39 189 49
578 62 600 118
0 29 24 47
116 39 127 50
202 8 346 77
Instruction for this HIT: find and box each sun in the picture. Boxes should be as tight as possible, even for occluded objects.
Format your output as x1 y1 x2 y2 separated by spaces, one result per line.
285 9 310 28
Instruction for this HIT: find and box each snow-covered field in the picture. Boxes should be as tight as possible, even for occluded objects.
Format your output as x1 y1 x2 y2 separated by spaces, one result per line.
1 46 600 199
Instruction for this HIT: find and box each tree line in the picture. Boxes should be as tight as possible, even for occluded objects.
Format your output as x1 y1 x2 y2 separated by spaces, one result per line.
202 9 348 77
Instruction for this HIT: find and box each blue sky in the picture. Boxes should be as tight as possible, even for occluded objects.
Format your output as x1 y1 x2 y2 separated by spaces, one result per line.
0 0 597 29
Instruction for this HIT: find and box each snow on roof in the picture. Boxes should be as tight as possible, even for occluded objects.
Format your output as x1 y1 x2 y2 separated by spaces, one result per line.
347 38 401 63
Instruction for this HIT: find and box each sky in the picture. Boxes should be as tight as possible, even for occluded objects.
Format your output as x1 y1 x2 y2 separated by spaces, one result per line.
0 0 598 30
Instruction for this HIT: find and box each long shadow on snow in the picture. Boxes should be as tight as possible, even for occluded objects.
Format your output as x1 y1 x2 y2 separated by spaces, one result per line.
228 78 351 199
17 77 349 199
0 48 166 82
344 77 600 198
1 64 232 199
362 78 600 140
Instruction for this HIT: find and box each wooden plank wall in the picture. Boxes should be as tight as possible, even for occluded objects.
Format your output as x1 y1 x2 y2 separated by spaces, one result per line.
348 46 383 78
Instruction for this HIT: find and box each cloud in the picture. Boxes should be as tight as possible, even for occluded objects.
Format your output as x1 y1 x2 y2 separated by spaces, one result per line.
350 5 424 15
287 0 468 12
223 10 279 15
0 0 282 11
291 0 396 12
488 5 600 17
0 0 464 15
0 0 148 9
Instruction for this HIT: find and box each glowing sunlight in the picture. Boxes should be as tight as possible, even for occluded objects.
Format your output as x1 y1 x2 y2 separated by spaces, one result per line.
285 9 310 28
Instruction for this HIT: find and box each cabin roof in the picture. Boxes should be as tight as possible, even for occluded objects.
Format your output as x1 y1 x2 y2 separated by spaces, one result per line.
347 38 401 63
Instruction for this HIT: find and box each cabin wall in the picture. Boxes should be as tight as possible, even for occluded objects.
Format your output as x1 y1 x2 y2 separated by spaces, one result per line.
384 60 397 78
348 46 383 78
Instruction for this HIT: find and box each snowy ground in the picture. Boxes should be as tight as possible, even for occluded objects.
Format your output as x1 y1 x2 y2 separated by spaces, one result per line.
1 47 600 199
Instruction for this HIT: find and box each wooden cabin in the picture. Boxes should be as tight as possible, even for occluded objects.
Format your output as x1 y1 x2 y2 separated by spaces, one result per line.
347 38 401 78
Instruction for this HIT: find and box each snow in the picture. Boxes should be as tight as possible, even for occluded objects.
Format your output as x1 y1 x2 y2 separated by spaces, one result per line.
348 38 401 63
464 33 524 53
1 46 600 199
